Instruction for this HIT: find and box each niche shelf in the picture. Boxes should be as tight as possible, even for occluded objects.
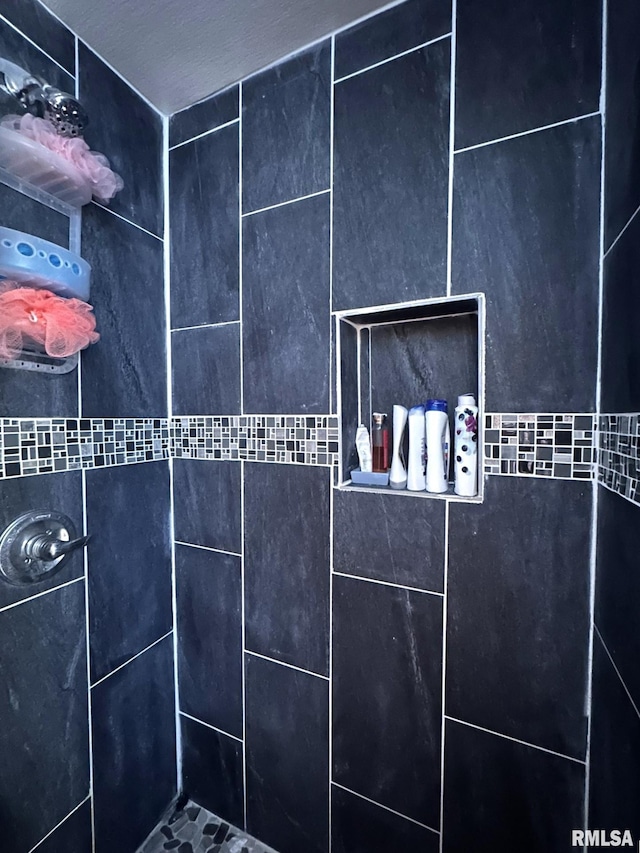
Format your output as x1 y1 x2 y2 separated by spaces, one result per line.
335 293 485 503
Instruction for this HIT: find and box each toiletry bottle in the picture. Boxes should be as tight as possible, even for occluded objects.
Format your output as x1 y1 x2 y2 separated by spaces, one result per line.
425 399 450 493
371 412 389 472
454 394 478 497
355 424 372 473
389 405 408 489
407 405 426 491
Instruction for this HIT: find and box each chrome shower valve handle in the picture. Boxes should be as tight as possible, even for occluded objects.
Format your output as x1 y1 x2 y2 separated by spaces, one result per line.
0 510 90 585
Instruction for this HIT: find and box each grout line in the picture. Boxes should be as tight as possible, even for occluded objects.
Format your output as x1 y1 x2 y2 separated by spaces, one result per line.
75 38 94 851
179 711 244 743
333 32 452 84
239 84 244 418
328 463 335 852
242 188 330 218
445 0 457 297
164 111 183 796
28 794 91 853
90 630 173 689
332 570 444 598
0 574 84 614
453 110 601 155
585 6 607 836
0 12 74 78
81 472 96 853
603 200 640 258
171 320 240 333
241 460 248 830
439 500 450 852
594 626 640 721
329 34 336 420
174 540 242 558
169 117 240 150
91 201 163 241
445 716 587 765
245 649 330 681
331 782 440 834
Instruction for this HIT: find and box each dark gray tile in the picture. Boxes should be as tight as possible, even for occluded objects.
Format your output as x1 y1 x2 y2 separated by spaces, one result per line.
79 44 163 236
0 471 83 609
172 324 240 415
170 123 239 328
176 544 242 737
370 313 478 479
0 583 89 852
331 785 439 853
0 354 78 417
242 194 330 413
0 17 74 118
335 0 451 80
333 575 442 828
173 459 241 553
442 719 585 852
242 41 331 212
604 0 640 250
333 39 450 310
452 117 600 411
595 486 640 711
588 633 640 841
81 203 166 417
169 85 239 148
448 477 591 760
0 0 75 72
0 183 69 245
36 800 92 853
246 654 329 853
455 0 601 149
601 212 640 411
245 463 330 675
86 461 172 682
333 489 445 592
181 715 244 828
92 635 176 853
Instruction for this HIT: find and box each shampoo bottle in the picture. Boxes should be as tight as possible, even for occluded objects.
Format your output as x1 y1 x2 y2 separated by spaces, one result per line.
454 394 478 497
355 424 372 473
389 405 408 489
425 399 450 494
371 412 389 472
407 405 426 491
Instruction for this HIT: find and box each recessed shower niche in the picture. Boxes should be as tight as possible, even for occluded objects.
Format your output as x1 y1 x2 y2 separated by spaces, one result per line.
336 293 485 502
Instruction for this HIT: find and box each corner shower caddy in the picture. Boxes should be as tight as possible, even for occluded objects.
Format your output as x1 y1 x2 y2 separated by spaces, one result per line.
0 165 84 373
335 292 486 504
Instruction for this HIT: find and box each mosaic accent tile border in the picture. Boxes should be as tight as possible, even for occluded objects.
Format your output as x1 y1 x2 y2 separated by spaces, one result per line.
0 418 170 480
598 414 640 504
0 413 611 483
483 413 596 480
171 415 340 466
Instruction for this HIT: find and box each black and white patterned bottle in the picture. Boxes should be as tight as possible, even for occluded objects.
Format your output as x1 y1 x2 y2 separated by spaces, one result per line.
454 393 478 497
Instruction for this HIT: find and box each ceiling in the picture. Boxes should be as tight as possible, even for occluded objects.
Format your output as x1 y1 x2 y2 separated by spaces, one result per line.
40 0 398 115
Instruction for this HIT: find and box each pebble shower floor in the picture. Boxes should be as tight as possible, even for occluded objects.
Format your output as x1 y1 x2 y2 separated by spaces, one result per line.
139 800 276 853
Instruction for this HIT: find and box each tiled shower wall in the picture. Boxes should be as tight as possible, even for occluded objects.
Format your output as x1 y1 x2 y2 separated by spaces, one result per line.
588 0 640 840
168 1 603 851
0 2 176 851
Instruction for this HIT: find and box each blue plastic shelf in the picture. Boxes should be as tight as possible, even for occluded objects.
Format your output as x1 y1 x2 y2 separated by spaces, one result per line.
0 226 90 300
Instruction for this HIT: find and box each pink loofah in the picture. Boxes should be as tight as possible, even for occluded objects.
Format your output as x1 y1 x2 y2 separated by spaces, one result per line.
0 113 124 202
0 282 99 359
